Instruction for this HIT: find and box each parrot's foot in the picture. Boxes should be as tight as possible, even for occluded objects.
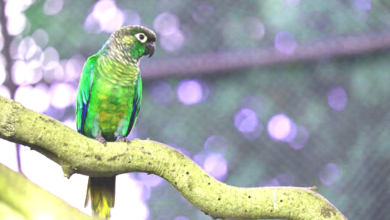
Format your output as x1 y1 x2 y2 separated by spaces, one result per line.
115 136 129 142
96 133 107 145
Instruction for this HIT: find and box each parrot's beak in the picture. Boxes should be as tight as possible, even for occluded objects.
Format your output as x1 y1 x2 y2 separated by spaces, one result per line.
144 41 156 58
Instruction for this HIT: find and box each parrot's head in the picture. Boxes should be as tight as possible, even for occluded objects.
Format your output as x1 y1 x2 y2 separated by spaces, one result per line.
107 25 156 64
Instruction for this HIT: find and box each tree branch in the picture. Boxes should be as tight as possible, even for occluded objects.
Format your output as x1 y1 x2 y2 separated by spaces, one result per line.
141 31 390 79
0 96 347 220
0 164 99 220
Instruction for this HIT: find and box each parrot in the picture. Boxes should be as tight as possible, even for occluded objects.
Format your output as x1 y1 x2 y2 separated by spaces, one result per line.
76 25 156 218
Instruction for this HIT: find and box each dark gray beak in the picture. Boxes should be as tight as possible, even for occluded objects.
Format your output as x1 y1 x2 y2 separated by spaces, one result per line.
144 41 156 58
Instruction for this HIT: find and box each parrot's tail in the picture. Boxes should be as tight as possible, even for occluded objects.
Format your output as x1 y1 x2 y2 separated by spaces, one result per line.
85 176 116 219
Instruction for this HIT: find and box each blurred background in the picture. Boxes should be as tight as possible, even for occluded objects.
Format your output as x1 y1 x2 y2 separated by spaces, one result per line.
0 0 389 219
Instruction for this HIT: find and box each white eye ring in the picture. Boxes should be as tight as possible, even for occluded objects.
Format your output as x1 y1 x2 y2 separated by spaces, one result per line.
135 33 147 43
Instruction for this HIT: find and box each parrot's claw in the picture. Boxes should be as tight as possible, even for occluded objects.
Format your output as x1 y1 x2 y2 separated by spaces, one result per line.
96 133 107 145
115 136 129 142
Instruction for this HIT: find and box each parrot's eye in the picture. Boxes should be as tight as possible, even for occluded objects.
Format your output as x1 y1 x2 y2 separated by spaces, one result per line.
135 33 147 43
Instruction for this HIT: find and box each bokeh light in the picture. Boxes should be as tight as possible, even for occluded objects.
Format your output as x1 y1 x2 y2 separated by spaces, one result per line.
43 0 64 15
84 13 101 34
328 87 348 111
203 153 228 181
0 54 4 66
42 47 59 70
0 139 17 171
160 30 184 52
154 12 184 52
62 119 76 131
191 2 214 24
239 95 264 140
14 84 50 113
242 124 263 141
173 216 190 220
204 135 228 154
177 80 203 105
12 45 45 85
5 1 27 36
153 12 180 36
7 13 26 36
44 63 63 83
0 63 5 85
354 0 371 11
192 152 207 166
123 9 141 26
44 105 66 120
49 83 75 109
288 125 309 150
25 43 38 61
18 37 36 61
28 46 44 64
5 0 26 17
10 37 22 59
32 83 50 113
27 60 43 84
275 31 297 54
11 61 27 85
267 114 295 141
0 33 3 52
85 0 124 34
263 173 295 186
0 85 11 99
32 29 49 48
137 173 164 188
234 108 258 133
112 174 149 220
136 179 152 202
281 0 301 7
319 163 340 186
245 17 265 41
65 55 86 82
149 81 175 106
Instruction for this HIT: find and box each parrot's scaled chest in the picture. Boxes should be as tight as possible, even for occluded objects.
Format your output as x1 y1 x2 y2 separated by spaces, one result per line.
84 77 136 140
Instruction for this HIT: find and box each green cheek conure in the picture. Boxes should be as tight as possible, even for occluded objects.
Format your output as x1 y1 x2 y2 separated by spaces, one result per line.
76 25 156 218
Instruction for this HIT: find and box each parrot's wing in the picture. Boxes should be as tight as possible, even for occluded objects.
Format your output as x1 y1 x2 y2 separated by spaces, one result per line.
76 55 98 134
127 72 142 135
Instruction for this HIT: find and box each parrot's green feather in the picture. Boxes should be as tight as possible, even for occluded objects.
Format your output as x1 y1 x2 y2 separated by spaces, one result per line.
76 55 97 134
76 25 156 219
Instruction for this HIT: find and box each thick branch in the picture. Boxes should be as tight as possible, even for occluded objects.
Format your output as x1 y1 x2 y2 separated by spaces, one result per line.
0 164 98 220
0 96 347 220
